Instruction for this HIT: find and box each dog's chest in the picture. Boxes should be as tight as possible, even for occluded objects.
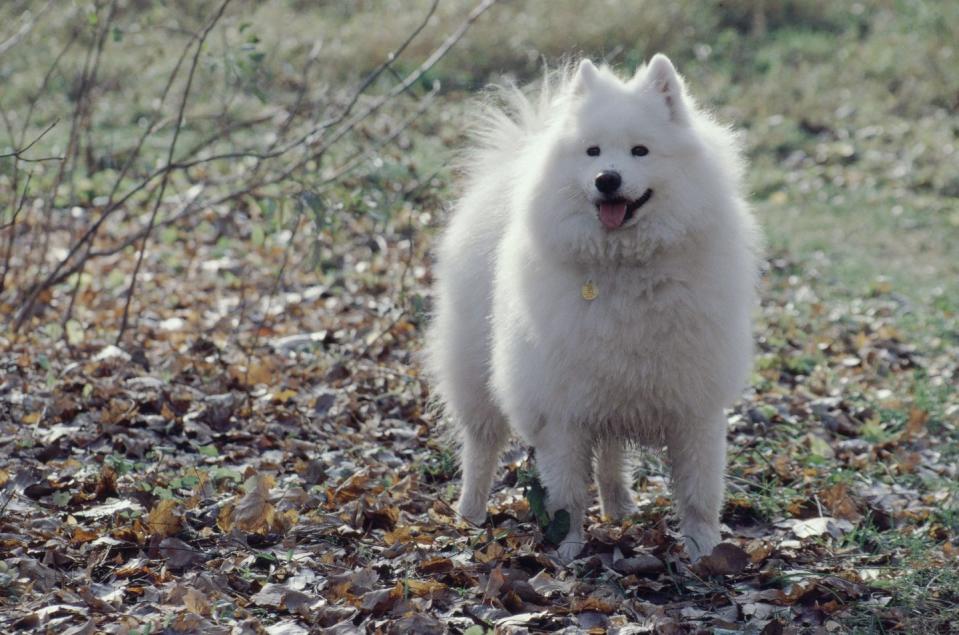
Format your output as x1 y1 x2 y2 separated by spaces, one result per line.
534 269 703 407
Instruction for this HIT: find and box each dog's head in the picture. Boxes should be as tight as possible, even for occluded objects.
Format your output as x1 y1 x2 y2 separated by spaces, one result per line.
522 55 742 263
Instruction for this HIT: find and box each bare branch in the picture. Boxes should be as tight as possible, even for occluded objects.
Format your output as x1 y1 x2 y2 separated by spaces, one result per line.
319 0 440 134
0 173 33 294
165 0 441 174
116 0 234 343
222 0 499 198
8 0 500 337
30 0 117 286
0 118 62 162
11 4 211 330
0 0 54 57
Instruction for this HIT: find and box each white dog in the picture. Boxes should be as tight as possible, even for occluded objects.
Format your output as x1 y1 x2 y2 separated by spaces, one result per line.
425 54 761 562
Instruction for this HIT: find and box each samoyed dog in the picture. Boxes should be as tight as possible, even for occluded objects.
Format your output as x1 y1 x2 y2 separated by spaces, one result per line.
425 54 760 562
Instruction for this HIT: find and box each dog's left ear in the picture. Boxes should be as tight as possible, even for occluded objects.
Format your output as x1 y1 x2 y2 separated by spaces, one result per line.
573 59 601 93
636 54 689 124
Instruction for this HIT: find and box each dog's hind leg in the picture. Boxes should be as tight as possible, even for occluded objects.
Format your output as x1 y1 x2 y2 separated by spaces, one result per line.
595 441 638 520
456 412 508 525
429 284 507 525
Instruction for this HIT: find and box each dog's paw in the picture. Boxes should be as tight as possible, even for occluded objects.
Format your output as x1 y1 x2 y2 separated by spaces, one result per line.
601 497 639 522
682 525 721 562
456 499 488 526
556 536 586 563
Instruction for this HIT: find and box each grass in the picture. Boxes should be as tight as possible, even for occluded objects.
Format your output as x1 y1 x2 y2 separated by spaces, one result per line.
4 1 955 300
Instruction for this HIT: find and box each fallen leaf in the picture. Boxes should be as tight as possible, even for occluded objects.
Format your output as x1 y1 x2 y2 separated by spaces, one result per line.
183 587 210 616
147 499 183 538
402 578 446 597
612 553 664 575
159 536 205 570
231 473 276 534
693 543 749 576
779 516 854 539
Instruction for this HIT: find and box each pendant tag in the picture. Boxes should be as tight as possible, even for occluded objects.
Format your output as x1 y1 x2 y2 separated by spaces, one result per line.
581 279 598 301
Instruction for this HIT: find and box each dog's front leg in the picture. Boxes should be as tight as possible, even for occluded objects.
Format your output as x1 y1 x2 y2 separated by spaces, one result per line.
667 412 726 561
531 426 592 562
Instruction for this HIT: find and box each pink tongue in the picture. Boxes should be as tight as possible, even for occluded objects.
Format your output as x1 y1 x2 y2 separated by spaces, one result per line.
598 201 628 229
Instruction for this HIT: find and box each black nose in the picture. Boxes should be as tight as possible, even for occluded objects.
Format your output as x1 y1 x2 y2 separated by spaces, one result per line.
594 171 621 195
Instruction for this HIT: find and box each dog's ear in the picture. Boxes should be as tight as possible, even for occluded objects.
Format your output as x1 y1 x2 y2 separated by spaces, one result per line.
638 53 689 124
573 59 600 93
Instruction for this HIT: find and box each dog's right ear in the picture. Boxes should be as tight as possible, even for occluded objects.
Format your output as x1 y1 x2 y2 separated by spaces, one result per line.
572 59 600 93
637 53 689 124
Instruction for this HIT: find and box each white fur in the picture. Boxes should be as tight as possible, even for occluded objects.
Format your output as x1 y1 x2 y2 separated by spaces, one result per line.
425 54 761 562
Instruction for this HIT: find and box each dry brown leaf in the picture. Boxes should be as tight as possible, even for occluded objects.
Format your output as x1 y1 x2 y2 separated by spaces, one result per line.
383 525 412 546
474 541 505 563
231 473 276 534
820 483 863 521
183 587 210 616
330 471 372 505
147 499 183 538
359 587 400 615
216 502 235 533
570 595 619 613
362 505 399 530
416 557 453 575
233 356 280 387
115 558 152 578
159 536 205 570
94 466 119 500
613 554 664 575
745 540 775 564
252 582 311 612
896 450 921 474
905 407 929 438
482 565 506 603
71 526 99 545
403 578 446 597
693 543 749 576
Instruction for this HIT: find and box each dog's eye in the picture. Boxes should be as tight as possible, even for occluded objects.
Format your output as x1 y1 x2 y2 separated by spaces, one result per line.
631 145 649 157
586 146 600 157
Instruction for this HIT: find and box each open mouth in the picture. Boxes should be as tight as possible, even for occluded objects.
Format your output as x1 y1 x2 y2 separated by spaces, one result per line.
596 188 654 230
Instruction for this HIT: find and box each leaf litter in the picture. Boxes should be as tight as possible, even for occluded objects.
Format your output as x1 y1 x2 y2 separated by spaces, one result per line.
2 192 955 633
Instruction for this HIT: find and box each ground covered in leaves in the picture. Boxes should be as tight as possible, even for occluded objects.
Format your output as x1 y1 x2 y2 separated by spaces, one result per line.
3 205 957 633
2 1 959 633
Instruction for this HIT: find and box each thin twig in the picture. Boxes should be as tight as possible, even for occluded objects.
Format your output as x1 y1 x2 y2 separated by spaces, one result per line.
168 0 440 174
10 26 196 330
242 196 309 387
0 118 62 161
0 173 33 295
208 0 499 201
22 75 441 304
33 0 117 285
18 31 79 149
11 0 498 336
318 80 440 186
0 0 54 57
116 0 233 344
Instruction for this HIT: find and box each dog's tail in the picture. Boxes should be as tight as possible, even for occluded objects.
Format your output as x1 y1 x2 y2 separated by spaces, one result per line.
459 67 568 177
457 84 532 177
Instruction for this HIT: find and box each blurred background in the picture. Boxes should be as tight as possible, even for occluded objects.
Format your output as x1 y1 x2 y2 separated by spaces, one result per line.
2 0 956 330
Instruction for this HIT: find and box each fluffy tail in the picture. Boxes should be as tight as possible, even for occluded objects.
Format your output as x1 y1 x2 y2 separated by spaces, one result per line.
458 66 573 178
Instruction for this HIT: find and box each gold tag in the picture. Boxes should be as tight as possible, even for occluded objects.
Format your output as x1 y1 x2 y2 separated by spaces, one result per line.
581 279 598 301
